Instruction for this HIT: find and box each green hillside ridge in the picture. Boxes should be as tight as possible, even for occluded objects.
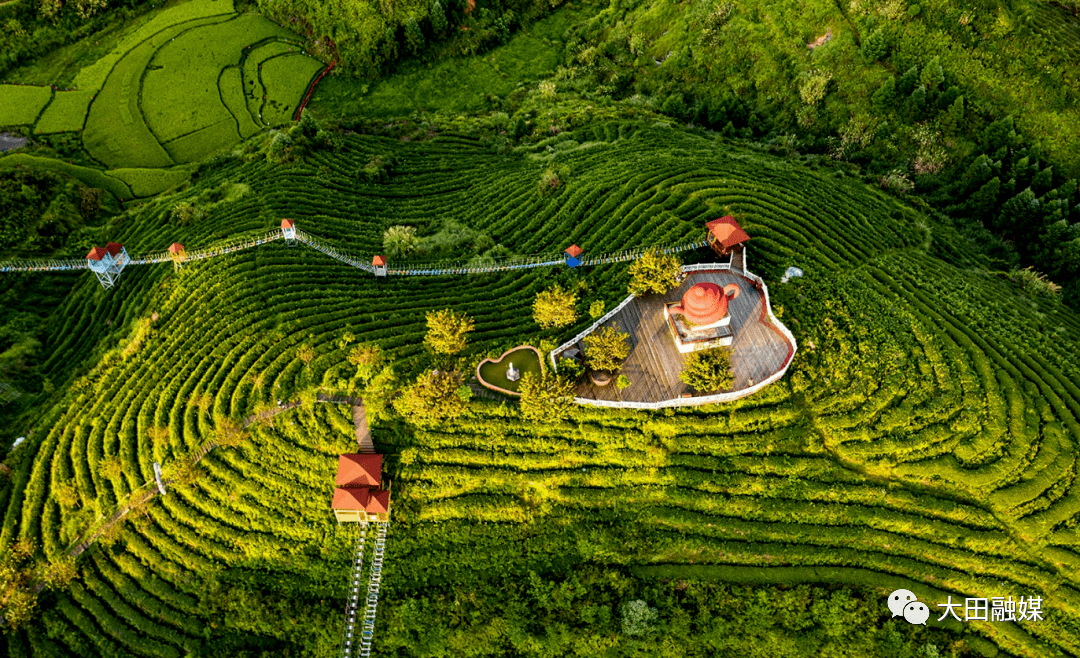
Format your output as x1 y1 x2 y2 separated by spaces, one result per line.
1 124 1079 656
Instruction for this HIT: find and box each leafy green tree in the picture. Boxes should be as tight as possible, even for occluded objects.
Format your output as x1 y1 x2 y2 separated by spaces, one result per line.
860 28 889 62
628 251 683 295
904 85 926 121
424 308 474 355
584 325 631 372
383 225 418 258
1031 166 1054 195
897 66 919 96
394 370 467 426
679 346 734 393
620 599 659 636
967 177 1001 216
996 187 1040 234
363 365 397 421
430 0 448 35
982 116 1016 153
941 95 965 133
519 371 576 423
588 300 605 319
348 342 383 381
871 77 896 114
919 56 944 90
405 17 425 55
533 285 578 328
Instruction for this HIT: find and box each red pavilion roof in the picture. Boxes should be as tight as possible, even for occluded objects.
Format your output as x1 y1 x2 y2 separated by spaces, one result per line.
706 216 750 251
86 246 107 261
335 454 382 488
372 255 386 267
105 242 124 257
565 244 583 258
281 219 295 229
331 487 390 513
670 282 741 326
168 243 185 254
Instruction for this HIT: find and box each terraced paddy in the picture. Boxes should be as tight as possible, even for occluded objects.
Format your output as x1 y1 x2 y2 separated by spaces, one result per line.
0 0 325 193
2 124 1080 656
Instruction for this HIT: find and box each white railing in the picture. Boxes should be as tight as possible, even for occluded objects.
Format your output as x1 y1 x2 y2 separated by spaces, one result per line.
340 531 368 658
0 230 708 280
551 261 798 409
130 230 283 265
359 522 388 658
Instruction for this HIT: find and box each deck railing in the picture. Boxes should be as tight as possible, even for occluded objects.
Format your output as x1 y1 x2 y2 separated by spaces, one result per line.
550 262 798 409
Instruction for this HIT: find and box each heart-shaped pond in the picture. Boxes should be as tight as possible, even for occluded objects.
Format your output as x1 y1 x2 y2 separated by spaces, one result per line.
475 345 544 396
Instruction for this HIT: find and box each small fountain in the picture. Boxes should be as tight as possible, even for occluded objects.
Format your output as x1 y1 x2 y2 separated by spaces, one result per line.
506 362 521 382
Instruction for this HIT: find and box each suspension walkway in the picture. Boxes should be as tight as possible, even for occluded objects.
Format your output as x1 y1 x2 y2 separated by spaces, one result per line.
0 226 709 280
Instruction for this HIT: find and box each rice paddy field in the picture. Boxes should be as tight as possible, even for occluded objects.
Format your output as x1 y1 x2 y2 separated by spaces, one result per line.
2 123 1079 656
0 0 325 195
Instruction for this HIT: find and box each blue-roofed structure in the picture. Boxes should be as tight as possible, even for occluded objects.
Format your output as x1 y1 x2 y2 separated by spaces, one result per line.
564 244 583 268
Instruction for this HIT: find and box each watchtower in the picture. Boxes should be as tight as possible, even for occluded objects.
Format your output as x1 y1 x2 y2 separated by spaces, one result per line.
281 218 297 244
168 243 186 271
705 216 750 273
564 244 583 268
86 242 129 289
372 255 387 277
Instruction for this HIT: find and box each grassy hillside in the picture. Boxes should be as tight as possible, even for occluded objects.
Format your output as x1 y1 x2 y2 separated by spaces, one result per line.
2 123 1079 656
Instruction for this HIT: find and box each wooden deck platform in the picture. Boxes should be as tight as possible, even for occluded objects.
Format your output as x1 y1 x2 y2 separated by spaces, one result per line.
565 270 792 405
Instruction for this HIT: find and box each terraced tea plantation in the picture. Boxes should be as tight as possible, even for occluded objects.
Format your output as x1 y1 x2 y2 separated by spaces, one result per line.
3 124 1080 657
0 0 324 194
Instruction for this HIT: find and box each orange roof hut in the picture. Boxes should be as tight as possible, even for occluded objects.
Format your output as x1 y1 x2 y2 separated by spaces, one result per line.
168 243 186 271
86 242 129 289
280 218 297 242
332 453 391 523
706 216 749 255
335 454 382 488
564 244 583 268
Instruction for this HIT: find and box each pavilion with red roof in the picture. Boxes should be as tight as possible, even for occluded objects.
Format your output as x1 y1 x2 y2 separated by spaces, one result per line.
281 218 297 243
564 244 584 268
706 216 750 273
332 453 391 524
85 242 129 289
168 243 186 271
372 254 387 277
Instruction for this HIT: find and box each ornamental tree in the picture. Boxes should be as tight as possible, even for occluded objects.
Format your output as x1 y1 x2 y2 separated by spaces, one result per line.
533 284 578 328
383 225 418 258
519 371 576 423
394 370 467 427
679 346 734 393
424 308 475 355
348 342 383 380
628 251 683 296
583 324 631 372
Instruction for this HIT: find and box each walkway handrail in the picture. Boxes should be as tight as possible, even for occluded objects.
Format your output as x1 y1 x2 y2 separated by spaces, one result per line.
0 230 709 279
550 263 798 408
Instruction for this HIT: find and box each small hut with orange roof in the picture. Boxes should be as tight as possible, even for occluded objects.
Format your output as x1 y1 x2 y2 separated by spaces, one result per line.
86 242 129 289
281 218 296 243
168 243 186 271
706 216 749 272
332 454 391 524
